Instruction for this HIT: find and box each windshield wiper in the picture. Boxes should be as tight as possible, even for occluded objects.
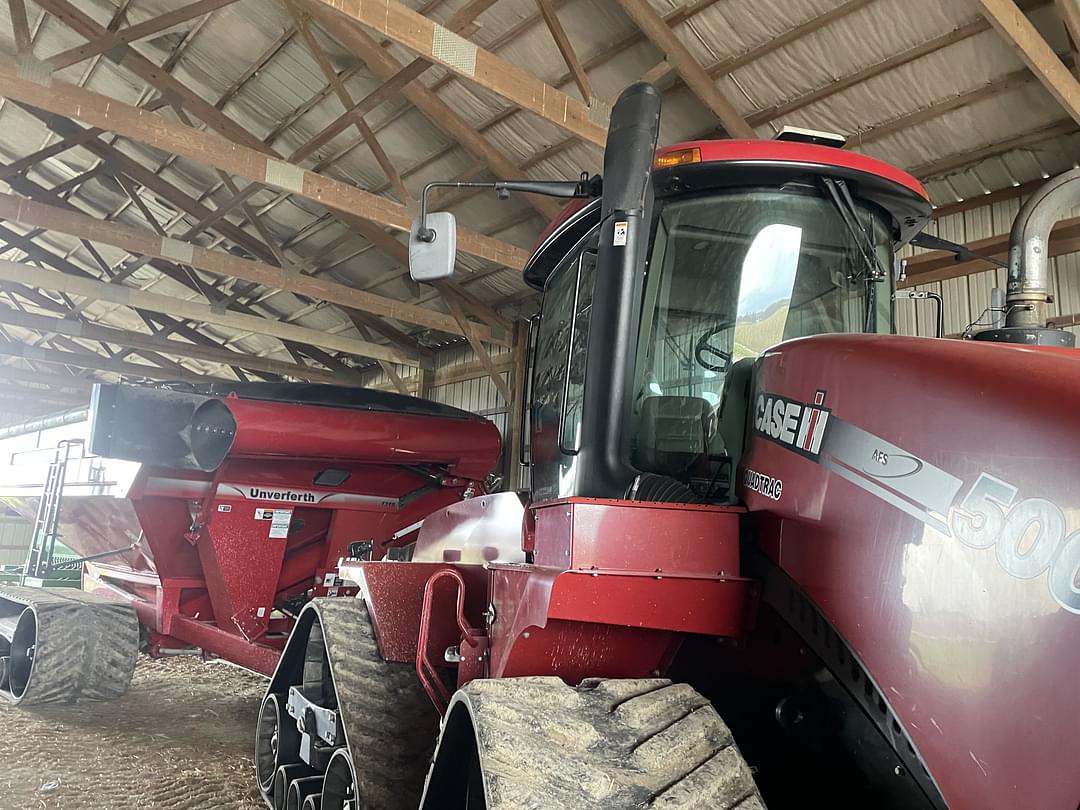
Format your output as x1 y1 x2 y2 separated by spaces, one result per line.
820 177 890 332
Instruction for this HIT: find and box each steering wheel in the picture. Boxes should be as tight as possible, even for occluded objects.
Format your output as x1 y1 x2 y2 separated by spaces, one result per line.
695 324 732 373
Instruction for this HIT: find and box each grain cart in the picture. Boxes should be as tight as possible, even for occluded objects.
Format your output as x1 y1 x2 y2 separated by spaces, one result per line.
255 82 1080 810
0 383 500 704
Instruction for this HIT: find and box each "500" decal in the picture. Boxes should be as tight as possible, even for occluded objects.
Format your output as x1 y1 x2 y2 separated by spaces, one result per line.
952 473 1080 614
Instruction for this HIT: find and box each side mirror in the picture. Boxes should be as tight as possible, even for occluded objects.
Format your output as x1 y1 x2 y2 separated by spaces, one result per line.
409 211 456 282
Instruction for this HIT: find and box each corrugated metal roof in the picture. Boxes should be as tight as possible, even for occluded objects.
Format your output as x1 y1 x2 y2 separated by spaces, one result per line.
0 0 1075 389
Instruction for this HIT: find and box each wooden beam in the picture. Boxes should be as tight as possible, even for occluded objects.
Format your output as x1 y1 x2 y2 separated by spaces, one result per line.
306 0 608 146
853 65 1039 147
0 339 221 384
217 26 296 110
977 0 1080 125
35 0 525 323
47 0 240 70
304 1 565 222
0 161 340 380
931 177 1047 218
1047 310 1080 327
441 286 512 404
901 214 1080 286
0 160 494 345
615 0 755 138
1057 0 1080 78
536 0 593 101
348 315 410 395
0 381 87 406
0 363 96 391
743 2 1050 130
36 0 269 152
0 260 416 365
0 59 527 271
287 1 411 203
0 306 345 383
8 0 31 54
911 118 1076 179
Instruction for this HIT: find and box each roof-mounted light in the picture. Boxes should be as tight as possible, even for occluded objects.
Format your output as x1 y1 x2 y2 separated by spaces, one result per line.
654 147 701 169
774 126 847 149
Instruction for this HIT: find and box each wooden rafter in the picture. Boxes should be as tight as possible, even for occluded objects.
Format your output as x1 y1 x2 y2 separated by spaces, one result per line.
306 0 608 146
47 0 240 70
615 0 755 138
911 118 1076 179
978 0 1080 125
536 0 593 101
441 285 513 404
0 363 96 392
0 259 415 365
902 215 1080 286
7 0 32 54
38 0 527 347
356 0 841 216
0 191 509 344
302 1 564 223
1 161 348 379
285 1 411 203
1058 0 1080 78
0 336 224 384
0 58 528 271
0 306 344 383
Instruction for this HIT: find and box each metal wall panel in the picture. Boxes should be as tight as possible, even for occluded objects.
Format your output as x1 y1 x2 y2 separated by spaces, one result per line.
0 518 32 567
898 193 1080 340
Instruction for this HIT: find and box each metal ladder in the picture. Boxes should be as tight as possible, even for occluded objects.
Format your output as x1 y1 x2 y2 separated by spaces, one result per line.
22 439 82 583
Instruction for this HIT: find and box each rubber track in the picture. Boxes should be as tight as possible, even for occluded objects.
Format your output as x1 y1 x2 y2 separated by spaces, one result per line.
453 676 767 810
0 586 139 705
274 598 439 810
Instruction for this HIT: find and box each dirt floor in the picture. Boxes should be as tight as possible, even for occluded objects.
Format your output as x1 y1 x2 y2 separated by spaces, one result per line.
0 656 267 810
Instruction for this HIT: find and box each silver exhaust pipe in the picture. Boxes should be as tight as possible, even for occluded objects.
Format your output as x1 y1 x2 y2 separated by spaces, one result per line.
1006 167 1080 328
975 168 1080 346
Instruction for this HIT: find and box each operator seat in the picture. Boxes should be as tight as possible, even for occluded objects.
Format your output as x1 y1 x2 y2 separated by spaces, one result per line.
713 358 754 474
632 395 712 477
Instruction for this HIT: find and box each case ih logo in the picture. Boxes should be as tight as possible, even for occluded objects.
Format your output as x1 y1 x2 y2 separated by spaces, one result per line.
754 390 830 458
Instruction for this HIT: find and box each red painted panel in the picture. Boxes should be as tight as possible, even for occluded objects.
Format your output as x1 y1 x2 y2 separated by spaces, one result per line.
358 562 487 664
657 139 929 200
532 498 741 574
547 571 756 637
740 333 1080 810
222 397 501 480
497 619 679 682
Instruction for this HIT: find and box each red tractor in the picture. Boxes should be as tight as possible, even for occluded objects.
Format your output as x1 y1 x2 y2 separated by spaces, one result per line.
1 78 1074 810
254 83 1080 810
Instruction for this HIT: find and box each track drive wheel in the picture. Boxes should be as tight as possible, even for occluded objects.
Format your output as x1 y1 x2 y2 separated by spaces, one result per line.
421 677 767 810
256 597 439 810
0 586 139 705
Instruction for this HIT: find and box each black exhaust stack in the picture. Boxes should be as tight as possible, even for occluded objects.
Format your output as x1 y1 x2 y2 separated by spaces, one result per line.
574 82 662 499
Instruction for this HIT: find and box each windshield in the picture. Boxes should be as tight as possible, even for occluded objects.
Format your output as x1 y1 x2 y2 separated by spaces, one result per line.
630 188 893 485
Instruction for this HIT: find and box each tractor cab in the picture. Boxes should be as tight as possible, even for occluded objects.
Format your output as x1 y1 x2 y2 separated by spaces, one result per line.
410 82 933 507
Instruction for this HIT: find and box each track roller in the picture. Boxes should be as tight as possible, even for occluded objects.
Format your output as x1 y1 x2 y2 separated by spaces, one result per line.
286 776 322 810
0 585 139 705
255 597 439 810
257 692 301 795
421 676 767 810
